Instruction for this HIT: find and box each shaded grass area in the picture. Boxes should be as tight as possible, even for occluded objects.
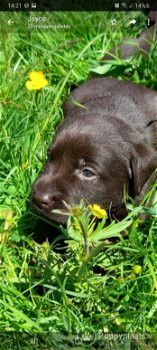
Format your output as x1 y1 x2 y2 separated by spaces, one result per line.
0 10 157 347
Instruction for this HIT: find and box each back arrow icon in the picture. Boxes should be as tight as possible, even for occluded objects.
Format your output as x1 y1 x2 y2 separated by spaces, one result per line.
8 19 14 25
129 19 136 25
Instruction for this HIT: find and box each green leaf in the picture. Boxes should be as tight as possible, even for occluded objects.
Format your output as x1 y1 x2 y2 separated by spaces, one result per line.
90 219 132 243
141 207 157 216
90 63 112 75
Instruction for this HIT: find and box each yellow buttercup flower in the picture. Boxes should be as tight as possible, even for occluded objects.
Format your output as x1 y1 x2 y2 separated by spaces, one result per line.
70 206 82 217
26 70 48 90
133 265 142 274
88 204 108 219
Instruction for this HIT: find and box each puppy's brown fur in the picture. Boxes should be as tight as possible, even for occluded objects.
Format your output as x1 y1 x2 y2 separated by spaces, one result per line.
31 77 157 223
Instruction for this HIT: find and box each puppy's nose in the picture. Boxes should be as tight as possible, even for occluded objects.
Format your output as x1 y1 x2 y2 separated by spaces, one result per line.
33 190 56 209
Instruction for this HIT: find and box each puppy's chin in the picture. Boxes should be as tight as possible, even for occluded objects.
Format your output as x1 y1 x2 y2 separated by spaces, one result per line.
31 202 68 224
44 212 67 224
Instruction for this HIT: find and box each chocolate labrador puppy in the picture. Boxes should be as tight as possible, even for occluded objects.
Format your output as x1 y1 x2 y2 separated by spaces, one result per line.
31 15 157 223
31 77 157 223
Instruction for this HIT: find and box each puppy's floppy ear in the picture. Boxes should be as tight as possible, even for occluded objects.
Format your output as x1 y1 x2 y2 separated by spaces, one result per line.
130 144 157 202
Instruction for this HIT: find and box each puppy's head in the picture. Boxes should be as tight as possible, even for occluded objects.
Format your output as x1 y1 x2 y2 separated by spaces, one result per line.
31 113 157 223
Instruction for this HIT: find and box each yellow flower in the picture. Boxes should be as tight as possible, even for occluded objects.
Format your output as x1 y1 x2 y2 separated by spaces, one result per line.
26 70 48 90
88 204 108 219
133 265 142 274
70 206 82 217
115 318 122 326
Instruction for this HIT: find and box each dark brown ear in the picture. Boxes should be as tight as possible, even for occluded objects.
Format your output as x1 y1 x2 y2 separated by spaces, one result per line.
130 144 157 203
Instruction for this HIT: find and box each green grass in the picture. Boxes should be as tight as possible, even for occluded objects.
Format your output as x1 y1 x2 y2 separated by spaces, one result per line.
1 10 157 348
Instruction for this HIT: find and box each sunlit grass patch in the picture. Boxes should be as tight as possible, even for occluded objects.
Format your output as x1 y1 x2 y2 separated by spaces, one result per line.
0 10 157 345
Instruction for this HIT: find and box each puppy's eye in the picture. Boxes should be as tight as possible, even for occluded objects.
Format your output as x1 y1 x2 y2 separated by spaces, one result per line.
82 168 96 178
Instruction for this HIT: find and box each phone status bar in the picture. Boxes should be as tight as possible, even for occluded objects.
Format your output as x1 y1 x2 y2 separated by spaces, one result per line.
1 1 157 11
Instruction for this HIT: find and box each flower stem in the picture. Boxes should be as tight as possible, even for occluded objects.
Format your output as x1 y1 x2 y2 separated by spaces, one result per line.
77 218 89 255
